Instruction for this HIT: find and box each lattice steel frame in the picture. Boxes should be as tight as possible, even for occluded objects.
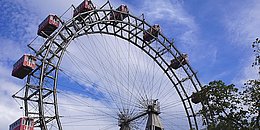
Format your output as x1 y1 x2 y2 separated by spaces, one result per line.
14 1 210 130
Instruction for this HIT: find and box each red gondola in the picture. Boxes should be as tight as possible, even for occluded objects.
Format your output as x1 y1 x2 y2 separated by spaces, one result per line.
143 24 160 42
170 54 188 69
73 0 96 20
12 54 37 79
9 117 34 130
37 14 60 38
110 4 129 21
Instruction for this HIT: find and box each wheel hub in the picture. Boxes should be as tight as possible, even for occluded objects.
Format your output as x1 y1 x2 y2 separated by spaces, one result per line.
118 99 164 130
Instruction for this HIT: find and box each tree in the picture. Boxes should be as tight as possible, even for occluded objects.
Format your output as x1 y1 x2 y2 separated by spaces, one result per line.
243 80 260 129
198 38 260 130
242 37 260 129
199 80 251 130
251 38 260 75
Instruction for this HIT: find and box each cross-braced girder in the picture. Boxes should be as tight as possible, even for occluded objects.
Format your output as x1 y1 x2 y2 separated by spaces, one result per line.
12 1 212 130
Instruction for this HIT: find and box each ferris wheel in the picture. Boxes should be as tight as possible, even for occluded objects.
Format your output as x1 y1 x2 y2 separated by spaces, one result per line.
11 0 211 130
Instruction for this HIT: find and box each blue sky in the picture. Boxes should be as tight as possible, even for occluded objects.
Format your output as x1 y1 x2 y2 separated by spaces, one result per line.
0 0 259 129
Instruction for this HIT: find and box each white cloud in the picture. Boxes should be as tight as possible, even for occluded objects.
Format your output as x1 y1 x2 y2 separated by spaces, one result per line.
141 0 195 26
17 0 124 17
133 0 212 78
223 0 260 85
0 66 24 130
140 0 198 44
224 0 260 45
0 38 28 130
57 91 119 130
0 38 25 63
232 56 258 86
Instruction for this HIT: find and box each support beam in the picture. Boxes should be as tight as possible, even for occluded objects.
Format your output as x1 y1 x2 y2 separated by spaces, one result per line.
145 100 164 130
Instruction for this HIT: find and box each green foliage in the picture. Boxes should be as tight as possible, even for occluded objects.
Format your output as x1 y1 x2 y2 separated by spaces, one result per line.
243 80 260 129
199 80 259 130
198 38 260 129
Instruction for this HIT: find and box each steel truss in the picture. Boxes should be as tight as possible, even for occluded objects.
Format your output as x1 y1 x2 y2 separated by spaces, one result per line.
13 1 210 130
